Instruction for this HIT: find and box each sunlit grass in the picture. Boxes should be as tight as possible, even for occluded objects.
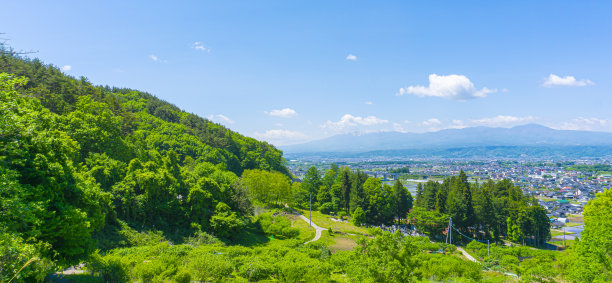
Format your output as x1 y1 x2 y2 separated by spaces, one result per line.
293 208 369 235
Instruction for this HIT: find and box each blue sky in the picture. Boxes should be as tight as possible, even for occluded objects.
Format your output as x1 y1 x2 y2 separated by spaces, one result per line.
2 1 611 146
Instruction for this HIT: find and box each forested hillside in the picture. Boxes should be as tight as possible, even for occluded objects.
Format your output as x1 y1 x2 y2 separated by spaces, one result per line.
0 51 288 279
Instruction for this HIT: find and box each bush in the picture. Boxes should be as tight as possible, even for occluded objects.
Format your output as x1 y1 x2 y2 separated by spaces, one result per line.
0 230 54 282
352 207 366 226
254 213 299 239
187 246 233 281
172 269 192 283
185 231 221 246
236 254 277 281
87 251 129 283
319 202 334 214
210 202 245 239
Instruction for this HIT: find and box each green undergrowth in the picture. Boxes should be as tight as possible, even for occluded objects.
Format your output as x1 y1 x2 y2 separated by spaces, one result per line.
84 229 513 282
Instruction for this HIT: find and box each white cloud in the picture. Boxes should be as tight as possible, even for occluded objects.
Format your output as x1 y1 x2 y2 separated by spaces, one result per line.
346 54 357 61
150 54 167 62
392 123 407 133
542 74 594 87
421 118 443 131
471 115 536 127
365 101 373 105
192 41 210 52
207 114 235 125
322 114 388 132
418 115 537 132
554 117 611 131
398 74 497 100
254 129 309 146
61 65 72 71
265 108 298 118
449 119 467 129
422 118 442 127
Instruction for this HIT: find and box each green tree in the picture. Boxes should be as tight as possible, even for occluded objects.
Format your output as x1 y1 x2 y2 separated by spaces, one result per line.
352 207 366 226
349 170 368 213
210 202 244 239
567 189 612 282
302 166 321 202
393 180 412 223
407 207 449 236
363 178 395 225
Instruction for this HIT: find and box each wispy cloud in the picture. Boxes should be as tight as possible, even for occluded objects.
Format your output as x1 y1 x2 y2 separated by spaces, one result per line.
346 54 357 61
61 65 72 71
421 118 443 131
392 123 407 133
365 101 373 105
207 114 235 125
322 114 388 132
471 115 536 126
398 74 497 101
253 129 309 146
420 115 537 132
554 117 611 131
542 74 594 87
150 54 167 62
265 108 298 118
192 41 210 53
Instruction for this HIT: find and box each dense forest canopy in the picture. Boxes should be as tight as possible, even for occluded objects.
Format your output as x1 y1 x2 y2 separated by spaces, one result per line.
0 51 289 279
411 172 550 246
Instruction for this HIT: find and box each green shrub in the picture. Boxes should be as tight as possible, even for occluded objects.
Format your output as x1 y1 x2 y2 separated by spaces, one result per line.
172 269 191 283
236 254 277 281
185 230 221 246
351 207 366 226
87 251 129 283
210 202 245 239
254 213 299 239
186 246 233 281
0 230 54 282
319 202 334 214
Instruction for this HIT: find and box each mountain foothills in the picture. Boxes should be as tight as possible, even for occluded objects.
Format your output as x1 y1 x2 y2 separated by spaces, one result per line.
1 53 611 282
281 125 612 158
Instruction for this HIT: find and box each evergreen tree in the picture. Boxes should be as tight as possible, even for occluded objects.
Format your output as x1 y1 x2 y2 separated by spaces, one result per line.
340 167 352 212
392 180 412 222
349 170 367 213
415 183 424 208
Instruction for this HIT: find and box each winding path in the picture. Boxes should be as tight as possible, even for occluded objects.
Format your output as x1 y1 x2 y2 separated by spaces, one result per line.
284 204 328 244
297 214 328 244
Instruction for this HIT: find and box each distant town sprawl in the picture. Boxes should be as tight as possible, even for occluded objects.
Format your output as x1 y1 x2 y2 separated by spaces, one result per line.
287 159 612 226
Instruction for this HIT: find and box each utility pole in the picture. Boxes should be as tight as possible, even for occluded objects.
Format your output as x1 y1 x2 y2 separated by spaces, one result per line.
448 217 452 245
446 218 450 245
563 227 566 248
309 193 312 226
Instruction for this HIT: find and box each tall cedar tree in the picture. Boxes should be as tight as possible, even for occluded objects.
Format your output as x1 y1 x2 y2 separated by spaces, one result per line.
392 180 412 222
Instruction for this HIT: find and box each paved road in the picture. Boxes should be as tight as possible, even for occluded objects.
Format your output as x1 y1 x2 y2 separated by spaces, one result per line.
296 214 328 244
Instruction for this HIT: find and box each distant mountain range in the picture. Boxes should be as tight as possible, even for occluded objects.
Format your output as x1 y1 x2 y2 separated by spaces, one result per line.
281 124 612 159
